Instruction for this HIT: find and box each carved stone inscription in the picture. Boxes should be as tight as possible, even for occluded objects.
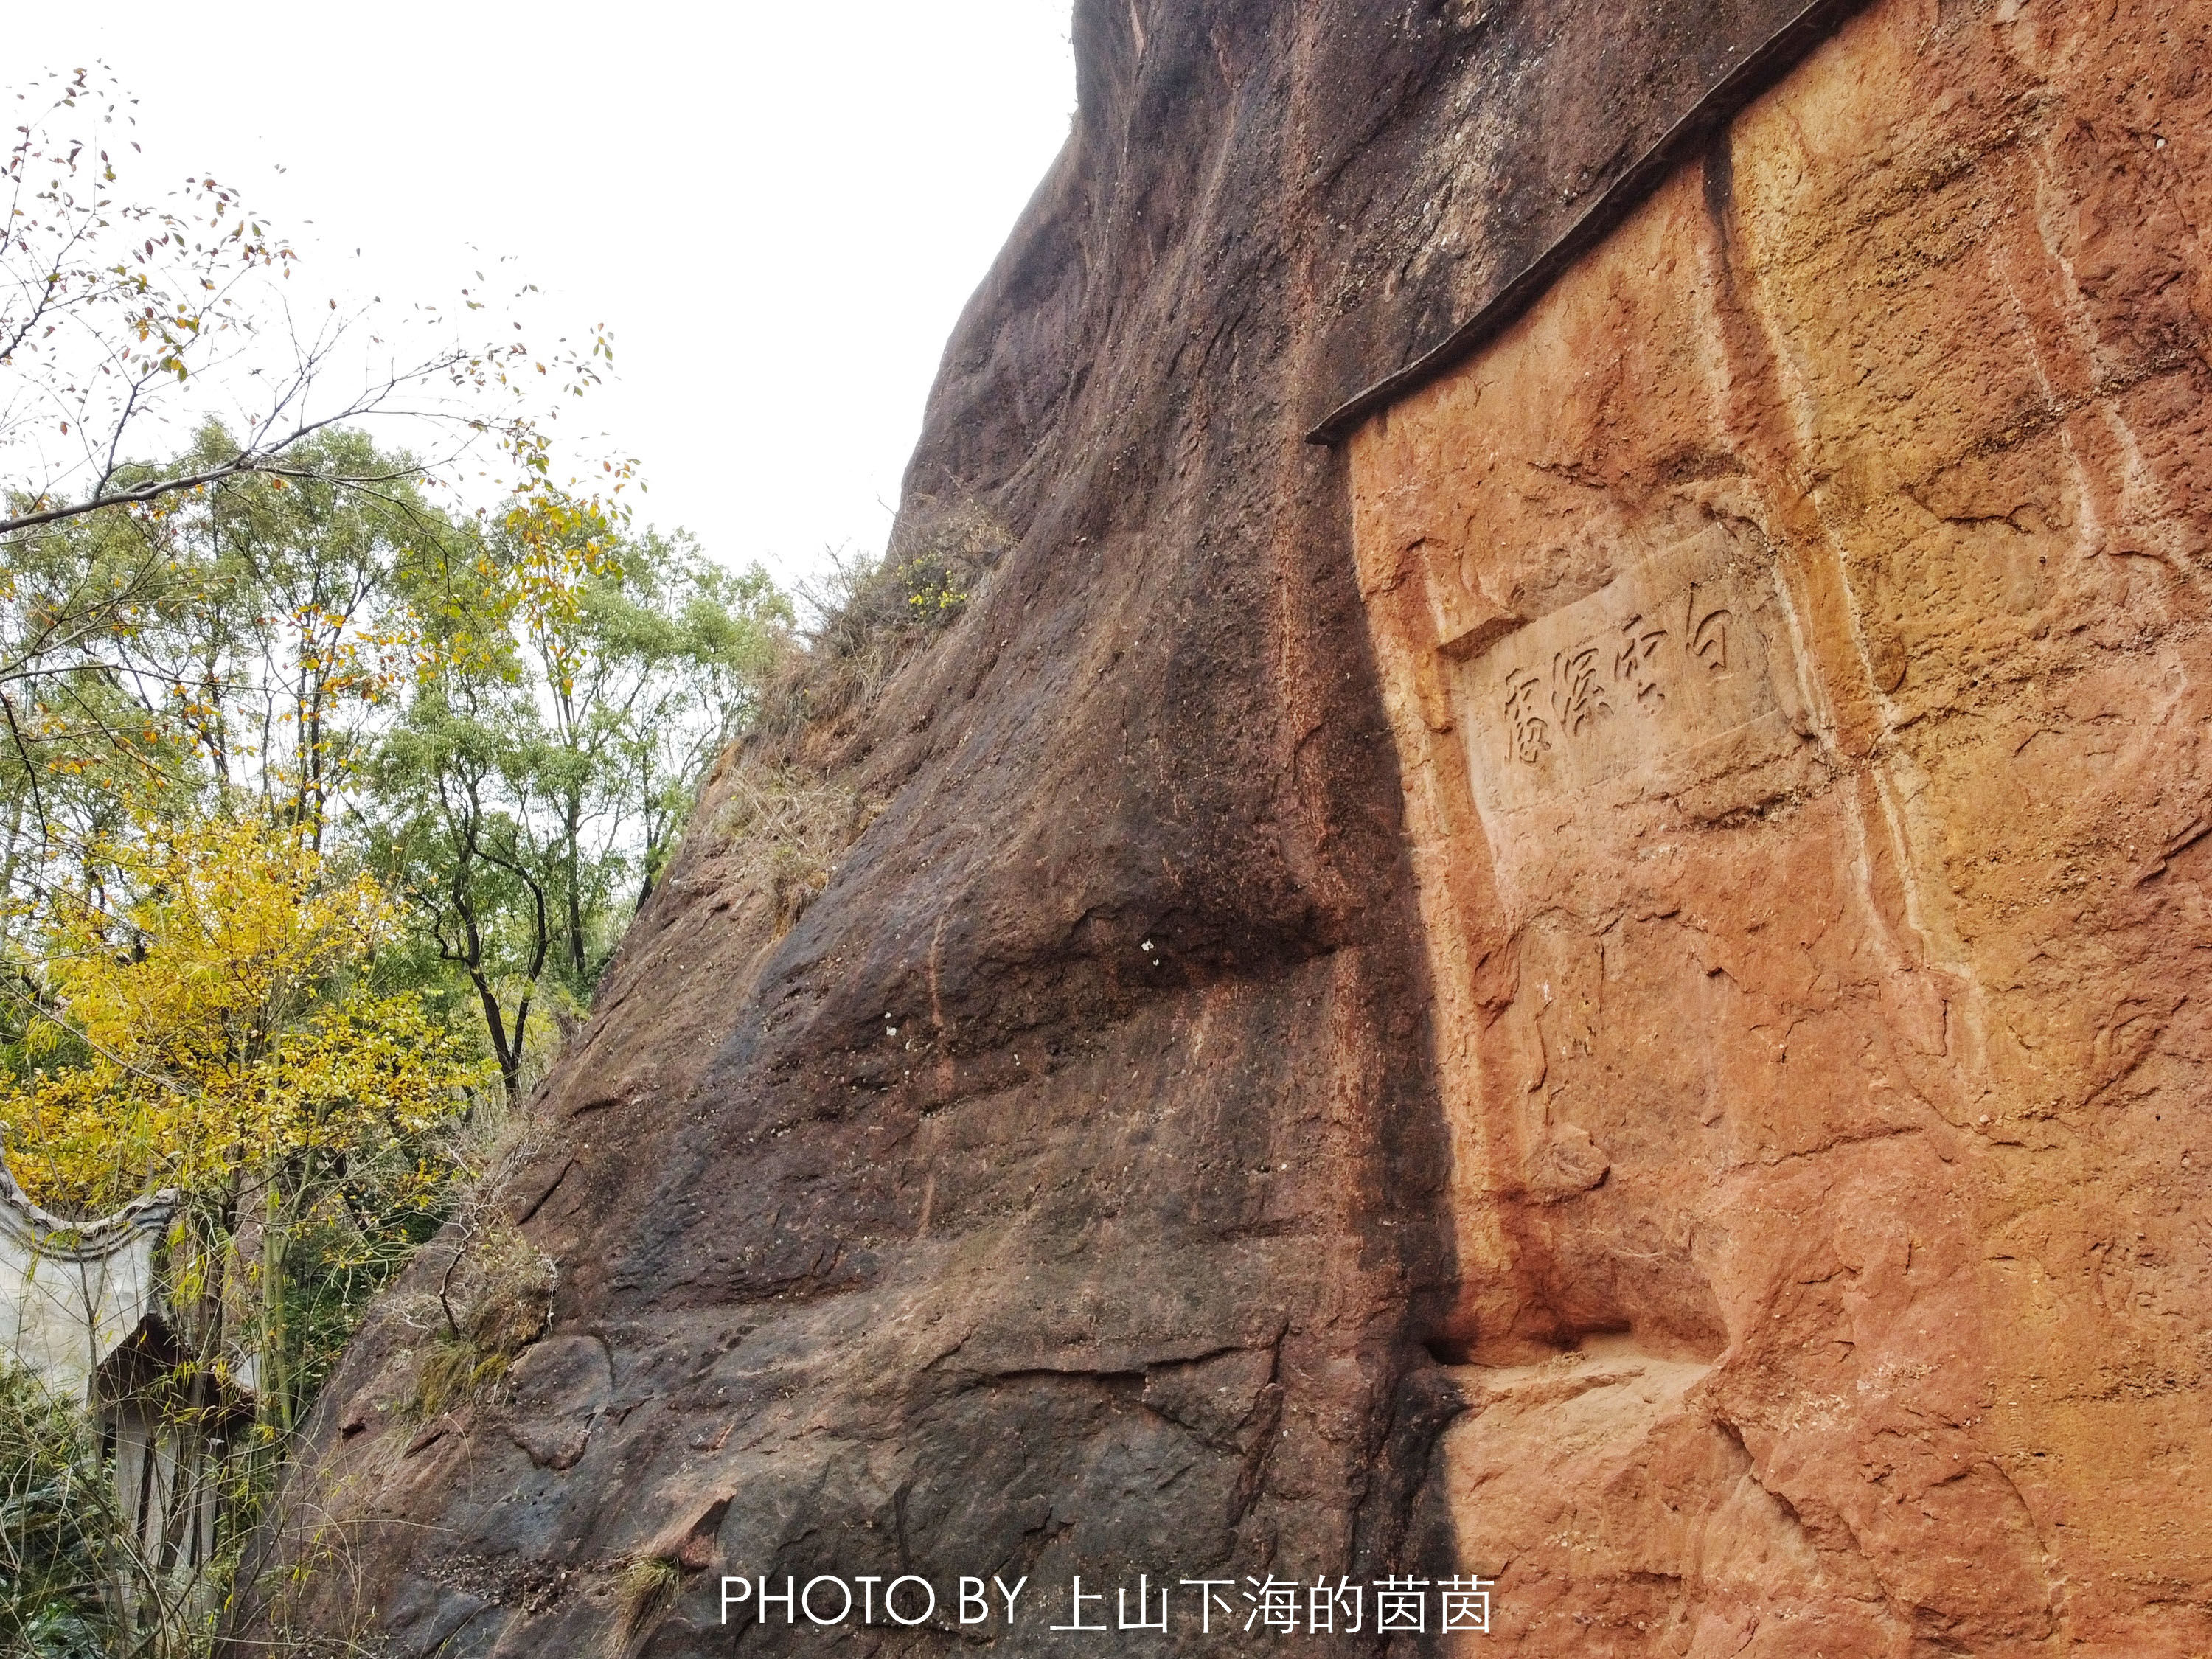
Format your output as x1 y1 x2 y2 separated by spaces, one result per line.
1456 526 1801 817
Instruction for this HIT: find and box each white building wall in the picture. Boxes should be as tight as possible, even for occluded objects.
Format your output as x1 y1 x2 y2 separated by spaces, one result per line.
0 1160 175 1400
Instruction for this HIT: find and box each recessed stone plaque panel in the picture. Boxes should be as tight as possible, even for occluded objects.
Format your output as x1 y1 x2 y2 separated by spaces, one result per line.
1454 525 1809 824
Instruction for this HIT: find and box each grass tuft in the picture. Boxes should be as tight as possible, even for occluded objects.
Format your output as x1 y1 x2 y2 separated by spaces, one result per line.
403 1220 556 1422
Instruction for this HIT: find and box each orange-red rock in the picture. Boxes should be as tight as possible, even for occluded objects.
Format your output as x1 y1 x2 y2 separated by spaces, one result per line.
1357 3 2212 1651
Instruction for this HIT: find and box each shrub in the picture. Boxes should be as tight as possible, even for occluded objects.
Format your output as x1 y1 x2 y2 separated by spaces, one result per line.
0 1368 115 1658
752 496 1014 761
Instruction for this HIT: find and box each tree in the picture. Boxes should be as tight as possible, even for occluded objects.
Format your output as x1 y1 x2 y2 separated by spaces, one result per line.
509 524 789 973
0 810 484 1649
0 810 480 1430
2 415 791 1110
0 68 616 544
367 502 790 1099
0 425 439 891
0 68 629 897
366 672 557 1108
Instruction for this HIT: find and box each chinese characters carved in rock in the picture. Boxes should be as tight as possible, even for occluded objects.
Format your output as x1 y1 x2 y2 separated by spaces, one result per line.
1461 525 1803 821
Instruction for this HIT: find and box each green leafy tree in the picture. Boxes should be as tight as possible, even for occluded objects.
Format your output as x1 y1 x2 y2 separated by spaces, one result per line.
368 671 561 1107
519 525 789 975
369 505 788 1099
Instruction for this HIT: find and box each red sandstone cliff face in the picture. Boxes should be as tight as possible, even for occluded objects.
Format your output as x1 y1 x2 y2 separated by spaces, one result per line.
267 1 2212 1654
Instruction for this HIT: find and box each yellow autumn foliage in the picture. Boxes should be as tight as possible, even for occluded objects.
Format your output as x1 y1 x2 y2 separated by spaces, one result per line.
1 812 482 1215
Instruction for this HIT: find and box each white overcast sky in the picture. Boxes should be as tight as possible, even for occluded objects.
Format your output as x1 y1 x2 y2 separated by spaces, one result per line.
15 1 1077 591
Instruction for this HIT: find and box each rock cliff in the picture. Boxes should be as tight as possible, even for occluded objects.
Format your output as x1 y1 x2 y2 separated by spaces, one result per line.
271 1 2212 1653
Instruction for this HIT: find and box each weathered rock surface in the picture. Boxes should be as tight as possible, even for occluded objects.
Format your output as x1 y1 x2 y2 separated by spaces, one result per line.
268 1 2212 1654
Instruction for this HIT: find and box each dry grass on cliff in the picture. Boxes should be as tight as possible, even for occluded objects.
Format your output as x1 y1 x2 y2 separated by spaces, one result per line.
610 1554 686 1655
687 495 1011 932
403 1218 556 1421
749 494 1013 765
709 764 883 929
